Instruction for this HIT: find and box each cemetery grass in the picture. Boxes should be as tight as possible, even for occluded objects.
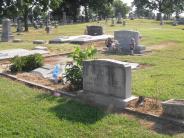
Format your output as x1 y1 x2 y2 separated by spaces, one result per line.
0 20 184 137
0 77 182 138
1 19 184 100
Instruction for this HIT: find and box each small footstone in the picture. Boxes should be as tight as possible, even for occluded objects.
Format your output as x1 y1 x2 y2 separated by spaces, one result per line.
13 39 23 43
34 46 48 51
33 40 46 44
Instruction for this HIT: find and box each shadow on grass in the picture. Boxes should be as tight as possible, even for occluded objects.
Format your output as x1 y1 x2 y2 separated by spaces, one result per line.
123 111 184 136
36 93 107 124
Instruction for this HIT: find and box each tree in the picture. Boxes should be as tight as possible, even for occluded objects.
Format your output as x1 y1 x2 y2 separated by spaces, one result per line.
133 0 174 22
172 0 184 18
14 0 63 32
113 0 130 18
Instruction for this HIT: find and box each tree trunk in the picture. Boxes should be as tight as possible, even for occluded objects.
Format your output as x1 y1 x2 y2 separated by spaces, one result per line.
23 8 29 32
84 4 89 22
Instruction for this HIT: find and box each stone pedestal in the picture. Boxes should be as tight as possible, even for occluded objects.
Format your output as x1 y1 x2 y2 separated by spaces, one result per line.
79 59 136 110
1 18 13 42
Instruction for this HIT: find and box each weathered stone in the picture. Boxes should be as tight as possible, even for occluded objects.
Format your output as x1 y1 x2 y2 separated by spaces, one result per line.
162 99 184 119
176 18 184 25
45 26 52 34
0 49 49 60
49 35 113 44
86 26 104 36
17 19 24 32
1 18 13 42
80 59 136 110
62 11 67 25
114 30 145 54
117 12 122 24
13 39 23 43
33 40 46 44
34 46 48 51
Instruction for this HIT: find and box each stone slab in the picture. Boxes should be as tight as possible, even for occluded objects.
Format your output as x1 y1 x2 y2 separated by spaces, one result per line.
33 46 48 51
33 40 46 44
79 91 137 110
49 35 113 44
0 49 49 60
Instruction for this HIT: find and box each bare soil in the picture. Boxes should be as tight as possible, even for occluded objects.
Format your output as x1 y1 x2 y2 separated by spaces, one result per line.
148 41 177 51
128 98 163 116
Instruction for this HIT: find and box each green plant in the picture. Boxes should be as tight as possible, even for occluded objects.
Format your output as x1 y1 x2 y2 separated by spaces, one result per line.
70 46 97 66
65 65 83 90
10 54 43 73
65 47 97 90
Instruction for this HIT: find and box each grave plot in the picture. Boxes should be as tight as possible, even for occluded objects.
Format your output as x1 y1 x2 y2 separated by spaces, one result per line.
0 49 49 60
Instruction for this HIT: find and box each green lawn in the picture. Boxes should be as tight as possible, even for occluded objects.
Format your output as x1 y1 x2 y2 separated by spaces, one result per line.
0 19 184 137
0 77 180 138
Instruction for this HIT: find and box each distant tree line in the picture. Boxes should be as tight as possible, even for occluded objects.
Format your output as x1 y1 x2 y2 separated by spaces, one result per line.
0 0 131 31
133 0 184 19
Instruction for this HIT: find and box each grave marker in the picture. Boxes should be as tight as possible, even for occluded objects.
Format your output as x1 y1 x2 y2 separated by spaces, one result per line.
80 59 136 110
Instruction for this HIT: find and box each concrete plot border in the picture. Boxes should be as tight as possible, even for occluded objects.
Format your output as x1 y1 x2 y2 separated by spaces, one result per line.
0 72 76 98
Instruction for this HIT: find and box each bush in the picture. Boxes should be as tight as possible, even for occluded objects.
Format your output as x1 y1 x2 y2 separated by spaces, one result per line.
65 65 83 90
10 54 43 73
64 47 97 90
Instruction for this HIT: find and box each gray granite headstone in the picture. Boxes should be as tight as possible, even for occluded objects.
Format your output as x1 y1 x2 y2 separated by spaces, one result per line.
80 59 136 110
63 11 67 25
117 12 122 24
1 18 13 42
17 19 24 32
114 30 145 54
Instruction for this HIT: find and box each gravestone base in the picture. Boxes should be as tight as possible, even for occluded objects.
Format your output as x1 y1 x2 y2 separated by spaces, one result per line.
79 91 137 111
120 45 146 54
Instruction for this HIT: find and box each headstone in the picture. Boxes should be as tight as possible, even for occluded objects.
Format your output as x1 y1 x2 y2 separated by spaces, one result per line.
129 13 134 20
114 30 145 54
45 26 52 34
123 20 126 26
1 18 13 42
33 40 46 44
34 46 48 51
117 12 122 24
17 19 24 32
13 39 23 43
86 26 103 36
176 18 184 25
156 13 161 21
80 59 136 110
62 11 67 25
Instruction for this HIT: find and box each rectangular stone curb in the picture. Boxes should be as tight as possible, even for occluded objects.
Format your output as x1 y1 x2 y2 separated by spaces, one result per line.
0 72 76 98
124 107 184 127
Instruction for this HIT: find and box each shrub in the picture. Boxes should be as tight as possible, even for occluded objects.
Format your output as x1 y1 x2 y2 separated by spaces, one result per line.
65 47 97 90
65 65 83 90
10 54 43 73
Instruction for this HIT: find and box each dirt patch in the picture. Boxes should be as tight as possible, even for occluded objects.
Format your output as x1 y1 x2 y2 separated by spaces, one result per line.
128 98 163 116
16 72 65 90
124 97 184 136
139 64 153 69
81 41 106 51
148 41 177 51
44 55 72 65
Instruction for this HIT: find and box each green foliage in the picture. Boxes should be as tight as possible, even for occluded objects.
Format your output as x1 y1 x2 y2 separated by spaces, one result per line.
113 0 130 17
65 65 83 90
69 46 97 66
10 54 43 73
65 47 97 90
